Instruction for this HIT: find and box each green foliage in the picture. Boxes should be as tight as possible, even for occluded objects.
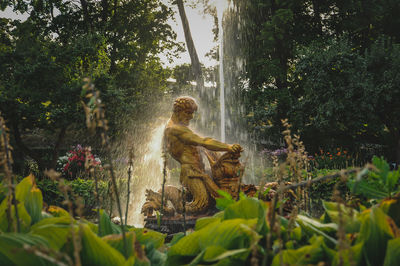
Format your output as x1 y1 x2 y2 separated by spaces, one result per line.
383 238 400 266
37 178 108 215
1 174 400 265
357 206 399 265
224 0 400 162
348 156 400 200
99 209 122 237
0 0 181 171
215 190 235 210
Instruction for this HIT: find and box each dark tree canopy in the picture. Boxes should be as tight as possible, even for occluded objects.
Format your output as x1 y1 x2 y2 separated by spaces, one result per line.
221 0 400 163
0 0 181 170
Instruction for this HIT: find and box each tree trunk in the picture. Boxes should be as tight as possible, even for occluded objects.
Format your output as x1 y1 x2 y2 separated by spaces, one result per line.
175 0 204 90
311 0 323 36
101 0 109 24
80 0 91 30
50 126 67 170
12 123 46 171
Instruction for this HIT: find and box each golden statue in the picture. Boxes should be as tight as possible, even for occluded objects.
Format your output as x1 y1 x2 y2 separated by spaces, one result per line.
141 97 256 216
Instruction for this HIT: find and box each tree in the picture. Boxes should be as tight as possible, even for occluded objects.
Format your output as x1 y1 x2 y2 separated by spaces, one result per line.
292 37 400 163
0 19 107 170
224 0 400 161
0 0 180 171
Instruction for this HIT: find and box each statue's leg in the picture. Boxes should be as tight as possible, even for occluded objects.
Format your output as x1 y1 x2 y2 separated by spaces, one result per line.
183 177 211 214
198 173 221 199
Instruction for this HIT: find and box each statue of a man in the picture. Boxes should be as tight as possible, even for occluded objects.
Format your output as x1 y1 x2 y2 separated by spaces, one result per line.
163 96 242 214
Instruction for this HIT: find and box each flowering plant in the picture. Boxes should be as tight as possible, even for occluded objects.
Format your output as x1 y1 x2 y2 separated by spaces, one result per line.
260 147 288 159
312 148 351 169
57 144 101 179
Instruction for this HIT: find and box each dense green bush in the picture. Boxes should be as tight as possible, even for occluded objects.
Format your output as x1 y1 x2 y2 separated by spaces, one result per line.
37 178 108 216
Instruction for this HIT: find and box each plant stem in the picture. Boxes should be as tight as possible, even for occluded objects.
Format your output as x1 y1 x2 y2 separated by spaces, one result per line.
93 167 101 234
125 149 133 226
1 119 20 232
159 155 167 231
106 149 128 257
182 185 186 235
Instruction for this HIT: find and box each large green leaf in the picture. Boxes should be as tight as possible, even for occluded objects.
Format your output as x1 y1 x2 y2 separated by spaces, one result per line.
167 218 257 265
16 174 43 224
80 224 126 266
371 156 390 183
102 231 149 264
272 236 328 265
215 190 235 210
322 201 360 233
380 198 400 227
47 205 69 217
296 214 337 245
0 233 59 265
332 242 363 266
203 246 249 262
130 228 166 250
383 238 400 266
30 216 72 250
223 197 267 233
195 216 221 231
0 199 32 232
358 206 399 266
24 182 43 224
98 209 121 236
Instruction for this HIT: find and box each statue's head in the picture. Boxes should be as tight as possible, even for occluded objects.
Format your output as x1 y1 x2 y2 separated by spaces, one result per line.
173 96 198 125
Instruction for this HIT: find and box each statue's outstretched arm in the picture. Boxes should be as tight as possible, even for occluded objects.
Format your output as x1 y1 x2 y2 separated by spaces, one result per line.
170 125 241 152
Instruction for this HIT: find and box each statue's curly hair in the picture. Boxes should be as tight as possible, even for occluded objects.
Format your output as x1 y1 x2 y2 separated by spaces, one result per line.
173 96 198 113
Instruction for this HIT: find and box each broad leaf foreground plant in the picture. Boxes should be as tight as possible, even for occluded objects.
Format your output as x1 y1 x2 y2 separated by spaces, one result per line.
0 157 400 266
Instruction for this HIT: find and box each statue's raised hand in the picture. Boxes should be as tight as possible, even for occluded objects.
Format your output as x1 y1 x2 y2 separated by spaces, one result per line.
229 144 243 153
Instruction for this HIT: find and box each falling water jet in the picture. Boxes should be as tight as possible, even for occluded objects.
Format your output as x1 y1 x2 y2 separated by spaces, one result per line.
215 0 228 142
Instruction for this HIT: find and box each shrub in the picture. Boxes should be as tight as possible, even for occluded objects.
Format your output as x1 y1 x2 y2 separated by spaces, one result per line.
38 178 108 216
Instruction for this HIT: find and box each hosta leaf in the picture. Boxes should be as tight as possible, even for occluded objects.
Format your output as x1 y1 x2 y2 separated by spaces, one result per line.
383 238 400 266
103 231 149 263
24 184 43 224
296 214 337 245
272 236 327 265
0 233 58 265
203 246 248 262
16 174 43 224
358 206 400 266
215 190 235 210
332 242 362 266
223 197 267 233
98 209 121 236
0 200 32 232
322 201 360 233
130 228 166 250
30 216 72 250
80 224 126 266
167 218 257 265
195 216 221 231
198 218 257 250
47 205 69 217
380 198 400 227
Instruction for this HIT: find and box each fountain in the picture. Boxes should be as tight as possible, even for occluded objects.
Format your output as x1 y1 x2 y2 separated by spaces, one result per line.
140 96 257 233
127 1 262 228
